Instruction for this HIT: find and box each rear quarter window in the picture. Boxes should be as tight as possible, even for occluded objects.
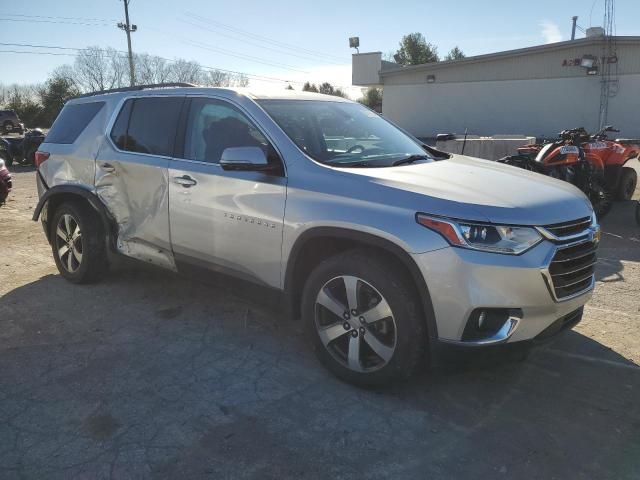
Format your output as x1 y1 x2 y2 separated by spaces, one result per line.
46 102 105 144
110 97 183 157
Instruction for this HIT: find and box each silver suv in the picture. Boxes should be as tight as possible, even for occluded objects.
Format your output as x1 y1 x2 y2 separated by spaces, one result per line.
33 85 600 386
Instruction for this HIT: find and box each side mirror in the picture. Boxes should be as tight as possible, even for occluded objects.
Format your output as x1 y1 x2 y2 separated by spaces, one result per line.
220 146 269 171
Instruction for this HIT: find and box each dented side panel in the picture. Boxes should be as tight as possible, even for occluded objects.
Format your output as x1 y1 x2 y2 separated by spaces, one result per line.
39 105 109 189
95 142 176 271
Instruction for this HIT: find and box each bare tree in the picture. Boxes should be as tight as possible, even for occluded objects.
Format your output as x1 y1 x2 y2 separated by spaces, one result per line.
169 59 202 84
134 54 172 84
202 69 231 87
72 46 127 91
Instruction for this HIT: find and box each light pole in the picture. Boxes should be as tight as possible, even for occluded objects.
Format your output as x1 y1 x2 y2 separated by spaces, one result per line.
118 0 137 86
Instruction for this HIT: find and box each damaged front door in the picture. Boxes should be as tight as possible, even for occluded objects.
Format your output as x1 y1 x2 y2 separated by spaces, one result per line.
95 96 185 270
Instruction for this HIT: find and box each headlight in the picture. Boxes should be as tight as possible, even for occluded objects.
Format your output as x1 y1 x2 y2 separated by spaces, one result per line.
416 214 542 255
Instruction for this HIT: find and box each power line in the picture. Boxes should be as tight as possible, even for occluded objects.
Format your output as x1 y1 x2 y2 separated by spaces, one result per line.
180 19 345 66
183 11 348 63
0 13 118 22
0 49 79 57
179 38 310 73
0 17 111 27
144 26 311 74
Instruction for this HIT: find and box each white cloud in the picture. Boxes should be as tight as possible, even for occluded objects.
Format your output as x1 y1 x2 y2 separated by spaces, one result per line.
540 20 563 44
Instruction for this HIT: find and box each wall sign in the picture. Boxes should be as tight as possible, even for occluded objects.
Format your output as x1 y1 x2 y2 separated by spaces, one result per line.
562 56 618 66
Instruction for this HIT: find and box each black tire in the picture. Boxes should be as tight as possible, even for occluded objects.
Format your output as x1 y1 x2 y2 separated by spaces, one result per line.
301 249 427 387
24 146 37 166
590 177 613 220
50 201 108 283
635 201 640 226
616 167 637 201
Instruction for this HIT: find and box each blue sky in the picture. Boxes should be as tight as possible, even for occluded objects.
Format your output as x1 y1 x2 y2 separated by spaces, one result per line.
1 0 638 97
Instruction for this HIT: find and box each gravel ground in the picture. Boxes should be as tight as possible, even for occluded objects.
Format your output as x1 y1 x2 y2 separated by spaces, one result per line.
0 167 639 479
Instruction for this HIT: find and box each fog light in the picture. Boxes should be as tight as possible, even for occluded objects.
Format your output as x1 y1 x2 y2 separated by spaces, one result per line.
462 308 523 342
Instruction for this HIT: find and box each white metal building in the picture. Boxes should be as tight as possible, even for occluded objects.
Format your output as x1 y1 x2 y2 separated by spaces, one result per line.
352 35 640 139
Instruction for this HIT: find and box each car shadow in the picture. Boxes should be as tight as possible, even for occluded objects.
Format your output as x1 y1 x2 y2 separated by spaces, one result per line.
1 260 638 478
594 199 639 282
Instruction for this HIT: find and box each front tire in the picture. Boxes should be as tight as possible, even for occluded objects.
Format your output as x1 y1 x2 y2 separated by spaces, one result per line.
301 250 427 387
616 167 637 201
50 202 108 283
590 177 613 220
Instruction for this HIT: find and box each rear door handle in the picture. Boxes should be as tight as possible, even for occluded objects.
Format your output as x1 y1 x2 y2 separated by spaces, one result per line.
173 175 197 187
100 162 115 173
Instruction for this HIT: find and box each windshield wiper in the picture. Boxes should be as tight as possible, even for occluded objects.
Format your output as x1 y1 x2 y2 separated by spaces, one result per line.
392 154 431 166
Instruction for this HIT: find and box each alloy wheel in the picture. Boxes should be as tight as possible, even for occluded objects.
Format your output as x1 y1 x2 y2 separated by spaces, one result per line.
55 213 83 273
314 275 397 372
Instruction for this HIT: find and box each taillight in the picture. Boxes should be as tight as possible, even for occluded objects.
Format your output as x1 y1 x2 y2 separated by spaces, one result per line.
34 151 50 168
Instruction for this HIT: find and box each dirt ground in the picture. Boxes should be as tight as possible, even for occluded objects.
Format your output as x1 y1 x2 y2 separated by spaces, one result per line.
1 167 639 479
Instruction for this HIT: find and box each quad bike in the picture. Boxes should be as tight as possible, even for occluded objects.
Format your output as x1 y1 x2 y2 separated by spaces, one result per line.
514 126 639 201
499 128 612 219
0 128 46 167
582 126 639 201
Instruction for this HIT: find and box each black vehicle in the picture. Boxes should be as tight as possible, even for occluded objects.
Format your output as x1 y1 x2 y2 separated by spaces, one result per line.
0 109 24 134
0 128 46 166
499 128 612 218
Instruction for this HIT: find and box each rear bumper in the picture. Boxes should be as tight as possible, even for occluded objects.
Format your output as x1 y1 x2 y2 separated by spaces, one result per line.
411 242 593 344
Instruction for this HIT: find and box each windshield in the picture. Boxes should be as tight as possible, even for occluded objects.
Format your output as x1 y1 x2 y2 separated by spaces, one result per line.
257 100 431 167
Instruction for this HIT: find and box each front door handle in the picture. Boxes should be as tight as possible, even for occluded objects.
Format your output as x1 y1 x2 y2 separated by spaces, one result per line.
173 175 197 188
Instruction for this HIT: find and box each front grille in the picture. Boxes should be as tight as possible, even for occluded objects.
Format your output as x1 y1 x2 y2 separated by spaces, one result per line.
548 240 597 299
543 217 591 238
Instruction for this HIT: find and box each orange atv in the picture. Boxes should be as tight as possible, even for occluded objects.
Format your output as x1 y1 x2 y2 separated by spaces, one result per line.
499 128 612 218
582 126 639 200
516 126 639 201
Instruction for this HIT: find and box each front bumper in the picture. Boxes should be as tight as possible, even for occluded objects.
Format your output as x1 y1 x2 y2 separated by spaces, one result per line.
412 240 594 344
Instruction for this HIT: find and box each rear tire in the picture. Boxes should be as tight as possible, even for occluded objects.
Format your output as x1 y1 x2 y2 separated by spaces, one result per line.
301 249 427 387
50 202 108 284
616 167 637 201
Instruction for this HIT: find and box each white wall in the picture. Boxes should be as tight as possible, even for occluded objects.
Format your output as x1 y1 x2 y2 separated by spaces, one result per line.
382 74 640 138
352 52 383 87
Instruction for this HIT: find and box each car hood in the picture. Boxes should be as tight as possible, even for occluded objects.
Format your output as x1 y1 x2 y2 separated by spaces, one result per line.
346 155 593 225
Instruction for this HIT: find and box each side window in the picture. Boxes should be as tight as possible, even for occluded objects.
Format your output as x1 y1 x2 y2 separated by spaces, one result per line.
110 99 132 150
110 97 183 156
46 102 105 144
183 98 271 164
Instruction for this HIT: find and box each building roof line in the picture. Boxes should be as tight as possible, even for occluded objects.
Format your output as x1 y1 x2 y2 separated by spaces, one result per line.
380 36 640 77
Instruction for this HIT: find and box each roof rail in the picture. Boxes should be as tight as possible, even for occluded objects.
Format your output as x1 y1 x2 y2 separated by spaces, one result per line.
75 82 195 99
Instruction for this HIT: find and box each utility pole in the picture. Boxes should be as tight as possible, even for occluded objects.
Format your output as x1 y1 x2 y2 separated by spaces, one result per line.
118 0 137 86
571 16 578 40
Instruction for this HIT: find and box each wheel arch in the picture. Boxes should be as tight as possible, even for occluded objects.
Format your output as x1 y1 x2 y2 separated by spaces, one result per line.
33 184 116 248
284 227 438 342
